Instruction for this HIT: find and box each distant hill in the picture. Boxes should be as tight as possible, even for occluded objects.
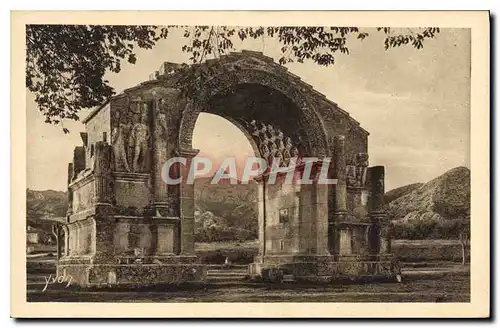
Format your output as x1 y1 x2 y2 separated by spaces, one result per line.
387 166 470 224
194 176 258 242
27 166 470 242
26 189 67 226
194 175 258 207
384 183 424 204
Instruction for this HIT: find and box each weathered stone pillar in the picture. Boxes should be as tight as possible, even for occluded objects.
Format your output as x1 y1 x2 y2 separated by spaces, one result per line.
72 146 86 179
368 223 381 255
368 166 387 256
151 97 170 217
255 179 266 256
67 163 74 217
52 224 61 261
170 163 182 255
87 142 114 264
93 141 112 206
179 149 199 256
330 135 347 258
313 180 330 256
380 223 393 254
62 226 69 257
334 136 347 213
368 166 385 213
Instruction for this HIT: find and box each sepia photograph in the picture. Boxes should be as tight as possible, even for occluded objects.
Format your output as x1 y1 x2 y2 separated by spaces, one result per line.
11 11 490 318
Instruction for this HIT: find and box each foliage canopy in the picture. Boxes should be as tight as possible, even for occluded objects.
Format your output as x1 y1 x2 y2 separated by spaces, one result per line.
26 25 440 128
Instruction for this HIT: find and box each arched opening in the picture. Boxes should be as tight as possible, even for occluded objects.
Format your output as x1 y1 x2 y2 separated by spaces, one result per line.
179 72 330 158
191 113 260 265
205 83 310 157
181 80 331 270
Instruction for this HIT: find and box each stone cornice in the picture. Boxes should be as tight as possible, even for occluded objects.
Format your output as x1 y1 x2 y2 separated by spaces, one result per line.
69 171 95 190
176 148 200 158
113 172 150 182
81 101 110 124
68 208 95 223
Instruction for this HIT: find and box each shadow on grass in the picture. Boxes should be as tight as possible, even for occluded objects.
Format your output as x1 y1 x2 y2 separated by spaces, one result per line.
30 272 466 293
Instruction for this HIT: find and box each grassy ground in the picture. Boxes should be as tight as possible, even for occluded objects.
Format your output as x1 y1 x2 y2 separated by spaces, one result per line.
196 240 259 264
195 240 258 251
392 239 467 262
195 239 468 264
25 239 470 302
27 271 470 302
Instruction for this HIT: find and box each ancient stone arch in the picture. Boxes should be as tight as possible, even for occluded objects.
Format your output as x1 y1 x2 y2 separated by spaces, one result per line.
59 51 391 286
178 68 330 157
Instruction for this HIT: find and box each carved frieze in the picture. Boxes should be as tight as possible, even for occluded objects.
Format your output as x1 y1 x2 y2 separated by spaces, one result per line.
128 101 151 173
111 98 151 173
368 166 385 213
154 98 169 142
346 152 369 189
247 120 300 167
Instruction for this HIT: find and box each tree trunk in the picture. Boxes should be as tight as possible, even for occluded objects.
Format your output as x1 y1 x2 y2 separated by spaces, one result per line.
52 224 60 261
461 241 466 266
55 235 60 261
387 235 392 254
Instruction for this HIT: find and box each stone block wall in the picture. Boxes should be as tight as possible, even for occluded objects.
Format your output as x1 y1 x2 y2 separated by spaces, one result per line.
264 181 301 254
262 175 329 256
346 190 369 219
111 221 154 255
71 178 95 214
66 218 96 256
107 219 178 257
113 175 152 211
84 103 111 170
156 224 175 255
339 229 352 255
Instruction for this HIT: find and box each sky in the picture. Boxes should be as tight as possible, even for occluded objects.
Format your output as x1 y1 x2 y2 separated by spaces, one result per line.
26 27 471 192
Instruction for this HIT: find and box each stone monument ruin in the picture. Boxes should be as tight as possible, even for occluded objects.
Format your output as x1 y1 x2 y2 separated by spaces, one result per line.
57 51 393 286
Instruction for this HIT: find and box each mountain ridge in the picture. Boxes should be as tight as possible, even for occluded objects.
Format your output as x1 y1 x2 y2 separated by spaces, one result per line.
386 166 470 223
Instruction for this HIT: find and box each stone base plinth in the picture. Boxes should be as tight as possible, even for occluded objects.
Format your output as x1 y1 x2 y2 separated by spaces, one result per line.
249 255 396 282
57 255 205 287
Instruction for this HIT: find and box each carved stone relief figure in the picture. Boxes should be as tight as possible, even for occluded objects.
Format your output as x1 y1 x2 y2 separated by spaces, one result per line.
250 120 260 141
268 141 279 166
282 137 293 166
258 123 268 144
247 120 301 167
156 99 169 141
296 135 308 158
266 124 276 142
260 139 270 161
274 130 286 165
367 166 385 213
345 153 370 189
291 146 299 163
111 109 131 172
356 153 369 187
376 175 384 194
276 130 285 151
345 153 357 166
128 103 150 173
346 165 358 188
